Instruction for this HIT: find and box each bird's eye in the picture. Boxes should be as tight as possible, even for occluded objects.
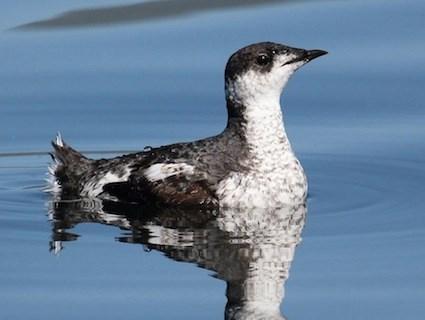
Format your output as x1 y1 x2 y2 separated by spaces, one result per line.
256 54 272 66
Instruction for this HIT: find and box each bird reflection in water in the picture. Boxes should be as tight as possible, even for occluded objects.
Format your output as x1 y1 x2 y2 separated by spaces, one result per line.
48 200 306 319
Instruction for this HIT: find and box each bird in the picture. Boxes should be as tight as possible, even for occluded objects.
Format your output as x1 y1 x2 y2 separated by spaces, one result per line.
47 42 327 208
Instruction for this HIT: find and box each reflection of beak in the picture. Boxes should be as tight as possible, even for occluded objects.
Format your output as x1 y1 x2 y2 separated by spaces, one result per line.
282 49 328 66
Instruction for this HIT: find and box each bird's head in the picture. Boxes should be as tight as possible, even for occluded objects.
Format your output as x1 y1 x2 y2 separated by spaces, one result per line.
225 42 327 113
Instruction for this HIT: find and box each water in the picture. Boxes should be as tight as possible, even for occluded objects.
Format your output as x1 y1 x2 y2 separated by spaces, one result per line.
1 0 424 319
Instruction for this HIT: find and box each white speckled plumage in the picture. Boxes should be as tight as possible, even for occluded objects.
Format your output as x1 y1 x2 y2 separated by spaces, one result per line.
82 166 132 197
218 55 308 208
144 163 195 182
48 42 326 208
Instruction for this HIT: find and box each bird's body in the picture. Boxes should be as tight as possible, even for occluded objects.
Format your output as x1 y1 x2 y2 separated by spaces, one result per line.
48 42 326 208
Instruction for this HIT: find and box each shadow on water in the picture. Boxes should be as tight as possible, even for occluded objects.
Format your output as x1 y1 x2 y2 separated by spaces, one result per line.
14 0 311 30
49 198 306 319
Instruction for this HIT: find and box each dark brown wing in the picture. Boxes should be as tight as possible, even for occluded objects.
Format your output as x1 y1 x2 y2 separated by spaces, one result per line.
103 169 218 208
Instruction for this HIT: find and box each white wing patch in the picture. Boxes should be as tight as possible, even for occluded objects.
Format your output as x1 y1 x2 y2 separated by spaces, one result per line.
143 163 194 182
82 166 132 197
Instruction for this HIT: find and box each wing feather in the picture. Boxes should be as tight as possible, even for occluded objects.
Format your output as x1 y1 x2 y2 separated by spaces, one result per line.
103 162 217 208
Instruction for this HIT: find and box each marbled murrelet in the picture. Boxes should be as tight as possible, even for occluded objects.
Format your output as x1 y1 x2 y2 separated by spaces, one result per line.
47 42 327 208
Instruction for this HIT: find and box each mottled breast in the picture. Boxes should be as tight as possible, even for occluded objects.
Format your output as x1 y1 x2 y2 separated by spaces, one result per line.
216 157 307 208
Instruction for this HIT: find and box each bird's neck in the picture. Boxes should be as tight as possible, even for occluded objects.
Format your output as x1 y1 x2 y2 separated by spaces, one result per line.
225 98 293 157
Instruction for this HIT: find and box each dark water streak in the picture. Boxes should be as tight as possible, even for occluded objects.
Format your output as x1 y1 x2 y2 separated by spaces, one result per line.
14 0 311 30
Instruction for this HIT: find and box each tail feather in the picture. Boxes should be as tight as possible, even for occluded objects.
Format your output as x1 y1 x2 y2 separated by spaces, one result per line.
46 133 91 195
55 132 64 147
51 133 88 166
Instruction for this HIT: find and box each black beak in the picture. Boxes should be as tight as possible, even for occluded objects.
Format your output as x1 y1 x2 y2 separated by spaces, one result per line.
305 49 328 61
282 49 328 66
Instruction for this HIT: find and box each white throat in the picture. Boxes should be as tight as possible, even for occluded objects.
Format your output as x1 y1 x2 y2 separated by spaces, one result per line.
225 67 297 158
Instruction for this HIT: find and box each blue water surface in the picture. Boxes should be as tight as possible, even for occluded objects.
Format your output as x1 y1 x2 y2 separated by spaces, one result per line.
0 0 424 319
